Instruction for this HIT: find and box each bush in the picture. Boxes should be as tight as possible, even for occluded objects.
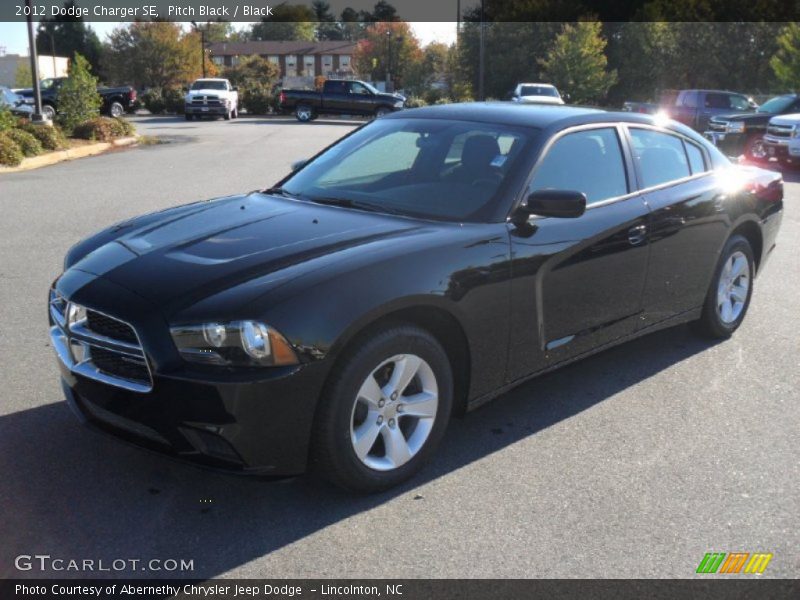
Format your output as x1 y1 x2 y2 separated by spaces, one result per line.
0 106 16 132
21 123 67 150
241 84 274 115
4 128 42 156
141 87 185 114
404 96 428 108
56 53 103 134
0 133 24 166
111 117 136 137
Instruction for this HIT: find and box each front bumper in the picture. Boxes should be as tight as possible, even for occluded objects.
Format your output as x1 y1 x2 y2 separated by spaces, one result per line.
50 273 328 476
703 130 747 157
185 104 229 116
762 136 800 162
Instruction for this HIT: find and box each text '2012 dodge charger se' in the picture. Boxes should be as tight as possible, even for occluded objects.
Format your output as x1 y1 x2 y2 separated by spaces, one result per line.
50 104 783 492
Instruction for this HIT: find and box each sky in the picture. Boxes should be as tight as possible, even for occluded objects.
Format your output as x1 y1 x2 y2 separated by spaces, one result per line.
0 21 457 56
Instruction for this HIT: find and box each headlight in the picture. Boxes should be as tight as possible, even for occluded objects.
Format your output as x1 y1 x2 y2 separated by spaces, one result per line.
394 100 403 108
170 321 298 367
792 127 800 138
726 121 745 133
184 95 192 103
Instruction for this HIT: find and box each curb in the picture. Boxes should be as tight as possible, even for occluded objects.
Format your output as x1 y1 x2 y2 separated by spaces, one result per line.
0 136 139 174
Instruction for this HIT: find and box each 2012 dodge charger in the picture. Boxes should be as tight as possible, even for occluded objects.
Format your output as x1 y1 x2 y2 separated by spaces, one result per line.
50 104 783 492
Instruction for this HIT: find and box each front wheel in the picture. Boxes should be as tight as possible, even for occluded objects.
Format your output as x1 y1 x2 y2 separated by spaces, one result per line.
693 234 754 338
41 104 56 120
108 101 124 118
311 325 453 492
744 135 767 162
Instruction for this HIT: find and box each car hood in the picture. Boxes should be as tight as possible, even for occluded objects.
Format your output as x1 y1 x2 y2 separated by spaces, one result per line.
187 88 229 96
768 113 800 127
516 96 564 105
68 193 422 315
713 112 771 123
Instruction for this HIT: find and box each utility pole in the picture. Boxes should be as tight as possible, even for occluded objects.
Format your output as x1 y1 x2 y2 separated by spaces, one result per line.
478 0 485 101
191 21 208 78
25 0 46 122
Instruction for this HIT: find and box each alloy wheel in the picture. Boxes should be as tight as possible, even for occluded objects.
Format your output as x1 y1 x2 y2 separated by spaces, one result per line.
716 250 750 324
349 353 438 471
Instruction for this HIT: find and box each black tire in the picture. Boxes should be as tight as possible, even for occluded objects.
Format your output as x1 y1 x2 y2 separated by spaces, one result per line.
744 135 767 162
224 109 231 121
295 105 313 122
108 101 124 118
693 234 754 339
311 325 453 493
185 113 193 121
232 107 238 119
41 104 56 120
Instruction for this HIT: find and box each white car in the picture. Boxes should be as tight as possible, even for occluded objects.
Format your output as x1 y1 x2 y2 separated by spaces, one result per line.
763 113 800 165
184 78 239 121
509 83 565 105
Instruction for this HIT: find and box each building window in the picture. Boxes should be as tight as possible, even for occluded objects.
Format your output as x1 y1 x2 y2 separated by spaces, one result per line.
322 54 333 68
304 55 315 76
340 55 351 68
212 56 223 66
268 55 279 64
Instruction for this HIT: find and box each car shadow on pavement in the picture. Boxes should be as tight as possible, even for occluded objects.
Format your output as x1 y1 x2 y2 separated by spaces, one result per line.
0 324 717 580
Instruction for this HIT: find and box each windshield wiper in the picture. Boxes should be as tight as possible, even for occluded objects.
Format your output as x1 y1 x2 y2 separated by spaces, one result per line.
262 187 301 198
308 196 404 216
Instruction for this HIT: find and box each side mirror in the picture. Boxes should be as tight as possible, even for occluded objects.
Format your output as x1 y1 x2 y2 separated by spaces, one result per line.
232 86 238 92
291 158 309 172
513 189 586 225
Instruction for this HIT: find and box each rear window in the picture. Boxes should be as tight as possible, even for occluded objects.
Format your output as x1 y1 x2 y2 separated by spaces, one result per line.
684 141 707 174
629 128 691 188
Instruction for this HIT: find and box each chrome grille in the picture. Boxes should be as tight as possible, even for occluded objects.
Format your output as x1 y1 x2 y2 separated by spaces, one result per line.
49 289 153 393
708 119 728 132
767 123 793 138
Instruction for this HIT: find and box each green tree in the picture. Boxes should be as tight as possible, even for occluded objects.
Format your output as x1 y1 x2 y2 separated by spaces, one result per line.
313 1 344 41
56 53 102 133
102 22 216 89
224 55 280 89
250 4 316 41
36 2 102 73
15 62 33 88
539 21 617 104
771 23 800 91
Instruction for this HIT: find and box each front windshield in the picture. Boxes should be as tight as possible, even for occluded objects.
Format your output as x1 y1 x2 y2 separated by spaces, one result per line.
39 78 56 91
281 118 535 221
191 80 227 90
758 96 796 114
520 85 558 97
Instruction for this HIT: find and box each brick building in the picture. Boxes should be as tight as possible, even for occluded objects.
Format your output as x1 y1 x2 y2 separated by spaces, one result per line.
207 41 358 79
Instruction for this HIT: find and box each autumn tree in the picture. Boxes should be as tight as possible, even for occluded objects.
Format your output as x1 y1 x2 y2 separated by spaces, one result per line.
539 21 617 104
102 22 216 89
353 22 421 88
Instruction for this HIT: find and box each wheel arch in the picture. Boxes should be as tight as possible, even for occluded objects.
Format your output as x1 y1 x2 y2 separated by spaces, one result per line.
324 301 472 417
729 218 763 276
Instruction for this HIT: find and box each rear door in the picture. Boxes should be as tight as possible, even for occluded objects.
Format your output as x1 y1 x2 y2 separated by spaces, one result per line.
626 126 727 326
322 80 349 113
506 125 651 380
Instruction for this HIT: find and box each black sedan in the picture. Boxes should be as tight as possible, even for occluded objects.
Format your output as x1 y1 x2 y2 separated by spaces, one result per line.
50 104 783 492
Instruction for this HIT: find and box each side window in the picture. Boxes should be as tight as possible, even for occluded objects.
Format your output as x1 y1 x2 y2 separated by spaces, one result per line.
529 128 628 205
684 141 707 174
729 95 750 111
681 91 699 108
326 81 346 94
629 128 691 187
705 93 728 109
350 82 369 95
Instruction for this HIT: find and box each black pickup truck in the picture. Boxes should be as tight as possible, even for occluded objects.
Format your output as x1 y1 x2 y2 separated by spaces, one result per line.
16 77 137 120
662 89 757 132
704 94 800 160
279 79 405 122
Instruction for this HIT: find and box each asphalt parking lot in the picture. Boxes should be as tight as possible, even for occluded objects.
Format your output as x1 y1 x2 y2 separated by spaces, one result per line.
0 115 797 579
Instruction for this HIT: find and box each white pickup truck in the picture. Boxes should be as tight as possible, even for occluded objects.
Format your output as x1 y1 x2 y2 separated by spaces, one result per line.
508 83 565 105
184 78 238 121
762 113 800 166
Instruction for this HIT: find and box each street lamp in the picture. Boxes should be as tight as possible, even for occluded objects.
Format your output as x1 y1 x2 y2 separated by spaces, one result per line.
25 0 46 123
191 21 209 78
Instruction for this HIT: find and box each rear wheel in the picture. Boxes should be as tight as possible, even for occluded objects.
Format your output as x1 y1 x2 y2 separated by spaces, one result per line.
311 325 453 492
295 105 313 122
693 235 754 338
108 101 124 118
744 134 767 162
41 104 56 120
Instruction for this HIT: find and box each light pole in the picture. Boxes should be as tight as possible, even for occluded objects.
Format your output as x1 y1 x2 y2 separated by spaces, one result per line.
191 21 208 78
25 0 46 122
478 0 485 101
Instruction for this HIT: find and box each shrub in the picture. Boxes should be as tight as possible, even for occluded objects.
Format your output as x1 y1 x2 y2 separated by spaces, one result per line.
162 87 185 114
56 53 103 134
73 117 117 142
0 133 24 166
4 128 42 156
241 84 274 115
404 96 428 108
21 123 67 150
0 106 16 132
111 117 136 137
141 88 166 114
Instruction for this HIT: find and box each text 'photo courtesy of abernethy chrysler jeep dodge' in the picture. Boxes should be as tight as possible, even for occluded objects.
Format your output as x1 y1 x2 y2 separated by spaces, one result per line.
49 103 782 492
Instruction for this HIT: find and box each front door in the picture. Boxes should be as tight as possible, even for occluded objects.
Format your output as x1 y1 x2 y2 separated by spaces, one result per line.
506 125 651 381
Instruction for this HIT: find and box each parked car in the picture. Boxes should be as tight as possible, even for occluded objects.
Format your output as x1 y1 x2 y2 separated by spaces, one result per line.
508 83 565 105
703 94 800 161
762 113 800 166
0 86 34 118
279 79 405 122
661 89 757 132
184 78 238 121
16 77 137 119
50 104 783 492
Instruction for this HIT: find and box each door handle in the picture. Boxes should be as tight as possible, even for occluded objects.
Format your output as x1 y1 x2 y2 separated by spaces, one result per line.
628 224 647 246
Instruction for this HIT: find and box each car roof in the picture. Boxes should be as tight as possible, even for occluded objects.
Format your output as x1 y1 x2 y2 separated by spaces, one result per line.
387 102 699 133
